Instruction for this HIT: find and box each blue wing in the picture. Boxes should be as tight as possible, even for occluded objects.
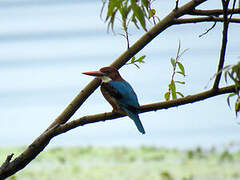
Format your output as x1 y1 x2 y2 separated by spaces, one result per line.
109 81 145 134
109 81 139 109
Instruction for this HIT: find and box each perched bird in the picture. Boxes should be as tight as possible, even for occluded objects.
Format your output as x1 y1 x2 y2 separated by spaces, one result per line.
82 66 145 134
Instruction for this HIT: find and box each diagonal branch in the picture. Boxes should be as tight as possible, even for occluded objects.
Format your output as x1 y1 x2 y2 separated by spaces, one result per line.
0 0 211 179
1 84 236 179
2 1 238 179
47 0 208 130
0 84 235 179
47 78 101 129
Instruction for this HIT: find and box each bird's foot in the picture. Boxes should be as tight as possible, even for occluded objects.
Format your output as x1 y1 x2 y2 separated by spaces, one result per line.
112 108 126 115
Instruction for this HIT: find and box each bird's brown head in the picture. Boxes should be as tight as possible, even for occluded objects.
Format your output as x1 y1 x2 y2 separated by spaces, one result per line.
82 66 123 82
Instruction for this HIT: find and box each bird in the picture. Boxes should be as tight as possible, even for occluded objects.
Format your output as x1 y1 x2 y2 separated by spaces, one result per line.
82 66 145 134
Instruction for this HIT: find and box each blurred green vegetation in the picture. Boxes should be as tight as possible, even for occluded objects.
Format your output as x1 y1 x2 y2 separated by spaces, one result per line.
1 146 240 180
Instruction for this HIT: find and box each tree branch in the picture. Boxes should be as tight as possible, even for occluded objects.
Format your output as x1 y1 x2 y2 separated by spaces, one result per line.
0 86 235 179
55 85 236 136
173 17 240 24
2 0 238 178
1 0 219 179
1 84 235 179
47 0 208 130
0 154 14 171
189 8 240 16
175 0 179 10
47 78 101 130
212 0 230 90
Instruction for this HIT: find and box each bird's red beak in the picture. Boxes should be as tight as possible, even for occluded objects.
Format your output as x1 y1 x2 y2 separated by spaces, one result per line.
82 70 106 77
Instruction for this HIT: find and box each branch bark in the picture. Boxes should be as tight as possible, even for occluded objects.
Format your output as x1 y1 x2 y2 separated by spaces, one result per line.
189 8 240 16
55 85 236 136
212 0 231 90
5 0 240 179
47 0 208 130
0 84 236 179
0 84 236 178
173 17 240 24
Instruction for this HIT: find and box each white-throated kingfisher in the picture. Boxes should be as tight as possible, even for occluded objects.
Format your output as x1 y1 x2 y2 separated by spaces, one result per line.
82 66 145 134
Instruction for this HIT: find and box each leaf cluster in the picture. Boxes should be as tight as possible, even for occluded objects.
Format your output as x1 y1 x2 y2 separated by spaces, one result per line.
102 0 157 32
164 42 187 101
127 55 146 68
222 62 240 116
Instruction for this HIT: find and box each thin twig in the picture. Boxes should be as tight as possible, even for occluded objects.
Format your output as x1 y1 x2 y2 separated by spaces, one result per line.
126 29 130 49
229 0 237 20
199 21 217 37
175 0 179 10
149 0 157 25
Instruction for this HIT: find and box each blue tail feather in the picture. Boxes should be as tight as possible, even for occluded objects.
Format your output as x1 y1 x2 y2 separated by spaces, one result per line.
122 107 145 134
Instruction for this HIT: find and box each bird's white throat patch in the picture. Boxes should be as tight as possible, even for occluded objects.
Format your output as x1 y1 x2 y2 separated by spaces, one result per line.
100 76 112 83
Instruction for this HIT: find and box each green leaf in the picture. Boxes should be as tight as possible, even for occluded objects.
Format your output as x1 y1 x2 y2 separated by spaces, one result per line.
232 65 239 74
106 0 116 21
128 55 146 68
131 56 136 63
134 63 140 69
106 0 121 20
239 0 240 8
176 71 185 76
177 62 185 76
130 55 146 64
131 3 147 31
119 5 130 22
233 64 240 80
131 14 140 29
224 71 228 83
170 58 176 68
148 9 156 18
228 71 239 84
141 0 149 9
176 91 184 98
164 92 170 101
235 96 240 117
107 9 118 31
170 80 177 100
136 55 146 63
175 81 185 84
179 48 189 59
177 40 181 57
227 93 236 109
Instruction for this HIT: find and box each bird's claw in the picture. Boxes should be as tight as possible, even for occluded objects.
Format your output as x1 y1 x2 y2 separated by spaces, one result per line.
112 109 126 115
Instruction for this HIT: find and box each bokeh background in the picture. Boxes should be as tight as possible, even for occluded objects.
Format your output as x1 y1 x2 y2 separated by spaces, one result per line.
0 0 240 149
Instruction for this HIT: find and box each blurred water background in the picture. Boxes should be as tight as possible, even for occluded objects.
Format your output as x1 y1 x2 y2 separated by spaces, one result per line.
0 0 240 149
